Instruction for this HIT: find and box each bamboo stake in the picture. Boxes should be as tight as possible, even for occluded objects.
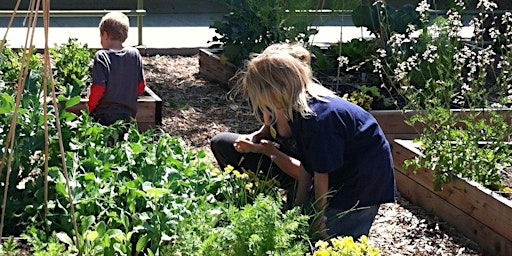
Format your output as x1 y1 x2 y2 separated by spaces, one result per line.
0 2 82 254
41 0 51 237
0 0 39 239
40 0 82 252
0 0 20 49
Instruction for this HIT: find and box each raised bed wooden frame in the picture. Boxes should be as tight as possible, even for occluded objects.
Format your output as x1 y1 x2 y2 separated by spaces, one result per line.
392 139 512 256
66 86 162 132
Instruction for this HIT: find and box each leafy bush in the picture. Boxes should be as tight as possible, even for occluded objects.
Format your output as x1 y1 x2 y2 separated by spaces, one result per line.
49 38 95 97
209 0 320 67
352 2 421 40
164 195 309 256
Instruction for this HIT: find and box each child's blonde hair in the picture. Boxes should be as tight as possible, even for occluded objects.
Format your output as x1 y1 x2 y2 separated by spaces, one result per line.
99 12 130 42
234 43 334 124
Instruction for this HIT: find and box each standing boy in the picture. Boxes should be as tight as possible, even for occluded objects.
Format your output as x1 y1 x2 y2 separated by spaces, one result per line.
88 12 146 127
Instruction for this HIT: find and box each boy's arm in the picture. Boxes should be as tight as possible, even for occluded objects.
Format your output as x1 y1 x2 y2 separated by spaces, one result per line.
87 84 105 113
313 172 329 239
294 166 313 206
137 80 146 96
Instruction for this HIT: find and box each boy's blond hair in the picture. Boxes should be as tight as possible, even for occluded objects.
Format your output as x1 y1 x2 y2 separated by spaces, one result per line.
234 43 334 125
99 12 130 42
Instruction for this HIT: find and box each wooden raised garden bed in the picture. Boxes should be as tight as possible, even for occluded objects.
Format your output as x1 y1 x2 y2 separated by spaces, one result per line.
199 48 238 89
198 48 512 141
392 139 512 256
65 86 162 132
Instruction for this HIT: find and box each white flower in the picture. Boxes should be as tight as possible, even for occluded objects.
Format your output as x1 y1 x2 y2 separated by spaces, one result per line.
337 56 350 67
415 0 430 13
422 44 438 63
477 0 497 11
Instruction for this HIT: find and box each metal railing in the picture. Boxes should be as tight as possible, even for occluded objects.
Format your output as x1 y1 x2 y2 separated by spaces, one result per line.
0 0 146 45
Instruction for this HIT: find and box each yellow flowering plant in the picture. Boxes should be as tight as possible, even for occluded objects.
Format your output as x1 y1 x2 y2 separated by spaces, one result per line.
309 235 380 256
209 165 281 207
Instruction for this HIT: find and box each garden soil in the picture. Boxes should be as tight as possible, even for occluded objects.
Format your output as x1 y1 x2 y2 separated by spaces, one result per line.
144 54 485 255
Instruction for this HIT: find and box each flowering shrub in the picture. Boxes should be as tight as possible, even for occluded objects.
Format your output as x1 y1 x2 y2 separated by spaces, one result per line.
373 0 512 192
309 235 380 256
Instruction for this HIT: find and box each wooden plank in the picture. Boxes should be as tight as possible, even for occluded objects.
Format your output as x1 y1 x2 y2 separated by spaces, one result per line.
370 110 422 134
393 139 512 243
136 101 155 123
395 170 512 256
371 108 512 136
64 87 161 131
198 48 238 88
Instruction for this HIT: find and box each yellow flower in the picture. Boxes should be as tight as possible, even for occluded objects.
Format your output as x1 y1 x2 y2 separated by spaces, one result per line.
211 168 221 176
313 249 329 256
503 186 511 193
224 165 234 173
315 240 329 249
233 170 241 178
245 182 253 190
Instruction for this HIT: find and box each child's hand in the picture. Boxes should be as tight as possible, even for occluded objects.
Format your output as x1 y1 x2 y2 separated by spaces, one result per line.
234 139 274 155
236 134 255 143
315 215 329 240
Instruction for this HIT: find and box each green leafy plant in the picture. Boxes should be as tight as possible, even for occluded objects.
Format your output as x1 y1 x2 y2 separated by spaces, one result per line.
211 165 281 207
164 195 310 256
22 227 70 256
0 236 20 256
49 38 95 97
405 108 512 191
352 2 421 40
209 0 321 67
343 85 392 110
0 45 42 84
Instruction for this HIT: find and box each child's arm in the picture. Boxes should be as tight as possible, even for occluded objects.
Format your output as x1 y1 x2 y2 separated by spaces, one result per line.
137 80 146 96
87 84 105 113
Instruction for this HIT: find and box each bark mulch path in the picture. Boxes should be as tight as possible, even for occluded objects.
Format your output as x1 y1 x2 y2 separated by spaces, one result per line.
144 54 485 256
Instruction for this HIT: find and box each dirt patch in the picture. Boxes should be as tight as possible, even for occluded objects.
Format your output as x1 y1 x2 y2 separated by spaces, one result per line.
143 54 485 255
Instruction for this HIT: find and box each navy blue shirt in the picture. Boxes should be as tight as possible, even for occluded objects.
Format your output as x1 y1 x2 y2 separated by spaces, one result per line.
290 95 396 210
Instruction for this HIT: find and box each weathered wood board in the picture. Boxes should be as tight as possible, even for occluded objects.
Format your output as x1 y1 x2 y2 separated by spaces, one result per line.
392 139 512 256
66 86 162 132
198 48 238 88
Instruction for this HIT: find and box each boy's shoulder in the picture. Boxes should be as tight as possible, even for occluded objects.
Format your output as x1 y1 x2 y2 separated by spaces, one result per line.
95 47 141 58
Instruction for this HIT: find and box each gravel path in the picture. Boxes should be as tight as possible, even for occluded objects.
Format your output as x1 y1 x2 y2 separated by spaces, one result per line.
143 54 485 256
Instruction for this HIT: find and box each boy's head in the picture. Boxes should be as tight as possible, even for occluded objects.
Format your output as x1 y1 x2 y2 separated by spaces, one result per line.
99 12 130 42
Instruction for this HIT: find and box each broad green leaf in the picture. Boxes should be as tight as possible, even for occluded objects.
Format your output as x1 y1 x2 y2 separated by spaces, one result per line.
81 215 95 232
106 229 125 242
96 221 106 236
84 172 95 181
56 232 74 246
0 93 14 114
85 230 99 242
130 142 144 154
65 95 81 108
55 182 67 195
135 234 149 252
146 188 171 198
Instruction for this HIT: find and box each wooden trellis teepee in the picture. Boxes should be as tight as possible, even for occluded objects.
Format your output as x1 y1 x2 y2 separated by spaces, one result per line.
0 0 81 253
